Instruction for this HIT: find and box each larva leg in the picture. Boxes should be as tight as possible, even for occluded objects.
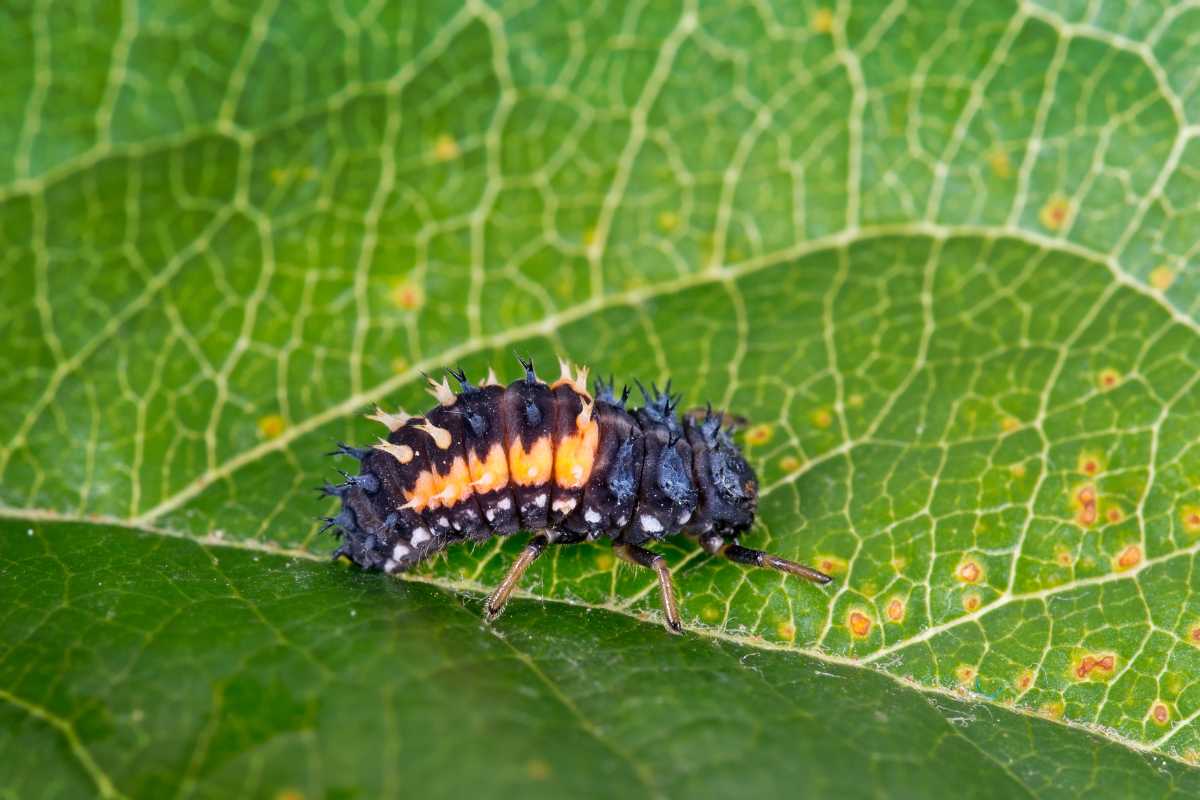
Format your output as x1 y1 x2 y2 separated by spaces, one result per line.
613 542 683 635
701 535 832 585
484 533 550 622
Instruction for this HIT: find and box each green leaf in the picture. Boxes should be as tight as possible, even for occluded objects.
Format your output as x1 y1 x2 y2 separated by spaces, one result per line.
2 0 1200 796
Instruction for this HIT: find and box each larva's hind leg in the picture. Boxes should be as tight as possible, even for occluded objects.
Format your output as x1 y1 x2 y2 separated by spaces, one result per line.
484 534 550 622
613 542 683 635
700 535 832 585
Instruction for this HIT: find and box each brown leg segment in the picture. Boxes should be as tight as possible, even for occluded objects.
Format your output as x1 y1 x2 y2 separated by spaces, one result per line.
484 533 550 622
702 536 832 585
613 542 683 635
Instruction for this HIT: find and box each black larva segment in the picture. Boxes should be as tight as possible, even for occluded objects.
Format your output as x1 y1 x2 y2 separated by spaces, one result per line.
323 359 832 634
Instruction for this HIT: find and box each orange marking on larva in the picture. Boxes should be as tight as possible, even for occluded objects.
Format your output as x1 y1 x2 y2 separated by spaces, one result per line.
962 591 982 612
554 416 599 489
744 424 772 446
848 610 872 638
1097 368 1121 391
1115 544 1141 570
389 282 423 310
956 559 982 584
886 597 905 623
1017 669 1035 692
1039 195 1071 231
1073 653 1116 681
1151 702 1170 725
509 436 553 486
1182 506 1200 535
468 443 509 492
955 665 976 685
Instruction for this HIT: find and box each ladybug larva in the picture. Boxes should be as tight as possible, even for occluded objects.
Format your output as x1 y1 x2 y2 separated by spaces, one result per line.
321 357 831 634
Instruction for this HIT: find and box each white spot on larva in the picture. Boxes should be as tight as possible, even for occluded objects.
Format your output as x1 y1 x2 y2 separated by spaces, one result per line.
617 515 628 526
384 559 398 572
451 520 462 531
486 509 495 521
393 543 411 560
498 497 513 511
410 528 431 546
552 498 577 514
677 510 691 524
438 516 450 528
584 509 602 524
640 515 664 533
534 493 547 508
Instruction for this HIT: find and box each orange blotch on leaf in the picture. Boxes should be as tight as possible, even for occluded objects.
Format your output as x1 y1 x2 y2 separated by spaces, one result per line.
1055 546 1074 567
1016 669 1035 692
595 552 614 571
817 555 848 575
811 8 834 33
1040 701 1065 720
955 665 977 685
744 424 773 446
1009 463 1027 478
1001 416 1020 433
1039 195 1071 231
779 455 802 472
1115 544 1142 570
257 414 286 439
776 621 797 640
886 597 906 623
848 610 873 638
956 559 983 584
1106 506 1123 524
1073 484 1098 527
962 591 982 612
1182 506 1200 535
1150 266 1175 291
1073 652 1117 681
810 408 833 429
1097 368 1121 391
390 282 424 310
1150 702 1170 726
1077 451 1103 476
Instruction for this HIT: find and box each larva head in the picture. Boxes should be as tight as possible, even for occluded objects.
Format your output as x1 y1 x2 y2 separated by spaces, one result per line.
688 410 758 535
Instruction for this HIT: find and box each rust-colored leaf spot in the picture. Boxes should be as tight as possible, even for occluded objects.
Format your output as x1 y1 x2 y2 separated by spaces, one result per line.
433 133 460 161
809 408 833 429
1190 625 1200 646
1001 416 1020 433
779 455 802 472
1151 702 1170 726
955 665 976 684
1074 484 1098 527
1115 544 1142 570
1182 505 1200 535
257 414 286 439
886 597 905 623
1009 463 1027 478
595 552 614 571
1040 701 1064 720
1106 507 1122 523
1016 669 1035 692
962 591 982 612
956 559 982 584
744 423 773 446
811 8 834 33
1073 653 1117 681
1097 368 1121 391
848 610 872 638
1039 195 1071 231
776 621 797 640
1150 266 1175 291
817 555 849 575
1077 451 1103 476
389 282 424 310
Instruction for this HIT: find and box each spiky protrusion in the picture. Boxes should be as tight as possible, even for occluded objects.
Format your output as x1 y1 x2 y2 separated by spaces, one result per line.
328 441 371 461
426 375 456 406
448 367 476 394
374 438 414 464
318 508 357 536
594 376 629 408
416 421 452 449
636 379 682 432
482 367 501 387
366 406 411 431
516 354 537 383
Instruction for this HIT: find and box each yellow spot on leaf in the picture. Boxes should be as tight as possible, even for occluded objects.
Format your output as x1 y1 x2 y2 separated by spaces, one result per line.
955 665 976 685
779 455 802 472
582 227 597 247
987 148 1011 179
1097 368 1121 391
1077 451 1103 476
744 424 773 446
1001 416 1020 433
1039 195 1071 231
1054 546 1074 567
1150 266 1175 290
1009 463 1027 478
962 590 982 612
391 357 409 374
1182 505 1200 535
702 605 721 623
595 552 614 571
390 282 424 310
810 408 833 429
257 414 286 439
1150 701 1171 726
886 597 905 623
847 393 864 408
848 609 872 638
1016 669 1035 692
526 759 551 780
434 133 460 161
776 621 796 640
817 555 848 575
956 559 982 584
811 8 834 33
275 791 305 800
657 210 679 232
1040 701 1064 719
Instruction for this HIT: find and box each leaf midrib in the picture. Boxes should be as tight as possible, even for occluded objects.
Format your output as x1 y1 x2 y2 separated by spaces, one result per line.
4 504 1197 771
